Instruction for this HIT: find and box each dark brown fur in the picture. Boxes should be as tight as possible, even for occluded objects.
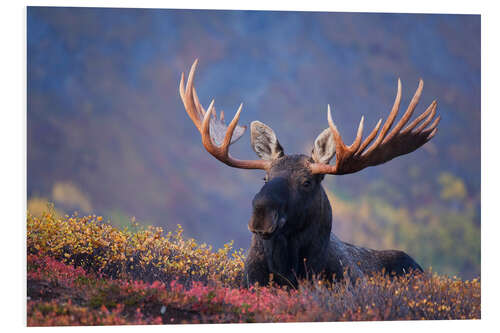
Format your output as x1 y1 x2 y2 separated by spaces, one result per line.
244 154 422 288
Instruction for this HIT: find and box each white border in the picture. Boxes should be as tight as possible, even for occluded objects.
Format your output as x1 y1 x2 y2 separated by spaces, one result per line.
3 0 498 332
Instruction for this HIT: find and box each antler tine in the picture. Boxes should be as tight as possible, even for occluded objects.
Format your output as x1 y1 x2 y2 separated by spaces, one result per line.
201 100 218 154
362 78 402 156
310 78 439 176
382 79 423 144
327 105 364 153
319 106 366 174
223 103 243 147
327 105 347 152
414 103 438 134
402 100 437 135
192 86 206 119
179 59 270 170
426 127 438 140
180 59 203 132
356 118 382 156
350 116 364 152
421 115 441 136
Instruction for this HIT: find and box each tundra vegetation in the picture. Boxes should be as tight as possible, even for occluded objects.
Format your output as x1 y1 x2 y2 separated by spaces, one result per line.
27 210 480 326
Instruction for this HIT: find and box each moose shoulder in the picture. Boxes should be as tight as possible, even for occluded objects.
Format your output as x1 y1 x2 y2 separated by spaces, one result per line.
179 59 439 288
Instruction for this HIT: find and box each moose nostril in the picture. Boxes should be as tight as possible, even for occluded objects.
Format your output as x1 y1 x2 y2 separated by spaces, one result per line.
248 208 281 237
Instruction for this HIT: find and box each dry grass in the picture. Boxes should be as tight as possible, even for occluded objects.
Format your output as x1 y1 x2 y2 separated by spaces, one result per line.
27 212 480 326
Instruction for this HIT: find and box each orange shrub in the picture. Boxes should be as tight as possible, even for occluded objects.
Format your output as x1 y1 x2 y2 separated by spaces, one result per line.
27 212 480 325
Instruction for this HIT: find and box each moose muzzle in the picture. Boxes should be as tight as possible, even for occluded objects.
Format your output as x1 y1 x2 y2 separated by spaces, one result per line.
248 177 288 239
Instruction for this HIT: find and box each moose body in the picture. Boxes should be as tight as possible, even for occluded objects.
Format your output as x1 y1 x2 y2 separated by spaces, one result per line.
244 154 422 287
179 60 438 287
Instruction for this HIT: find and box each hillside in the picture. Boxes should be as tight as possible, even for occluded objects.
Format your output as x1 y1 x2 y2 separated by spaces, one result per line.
27 211 480 325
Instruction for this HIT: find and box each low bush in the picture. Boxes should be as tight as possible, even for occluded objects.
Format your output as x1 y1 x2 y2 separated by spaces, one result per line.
27 212 480 325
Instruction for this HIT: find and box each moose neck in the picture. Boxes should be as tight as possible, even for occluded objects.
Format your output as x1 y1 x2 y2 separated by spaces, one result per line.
294 183 333 255
257 181 333 282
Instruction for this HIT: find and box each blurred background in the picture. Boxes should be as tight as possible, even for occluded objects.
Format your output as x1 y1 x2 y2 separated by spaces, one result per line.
27 7 480 279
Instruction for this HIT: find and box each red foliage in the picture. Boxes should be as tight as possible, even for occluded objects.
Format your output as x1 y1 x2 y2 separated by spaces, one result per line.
27 253 480 326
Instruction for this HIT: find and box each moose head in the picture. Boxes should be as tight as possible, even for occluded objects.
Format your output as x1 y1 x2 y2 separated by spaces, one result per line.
179 59 438 287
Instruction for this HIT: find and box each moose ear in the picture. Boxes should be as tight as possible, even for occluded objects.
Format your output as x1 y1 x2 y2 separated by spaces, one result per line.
250 121 284 161
311 128 336 164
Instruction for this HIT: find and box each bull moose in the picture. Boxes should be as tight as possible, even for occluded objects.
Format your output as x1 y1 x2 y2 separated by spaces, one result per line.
179 59 440 288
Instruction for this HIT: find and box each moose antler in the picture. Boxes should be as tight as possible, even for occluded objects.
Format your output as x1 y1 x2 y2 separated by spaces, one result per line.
179 59 271 170
310 79 440 175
